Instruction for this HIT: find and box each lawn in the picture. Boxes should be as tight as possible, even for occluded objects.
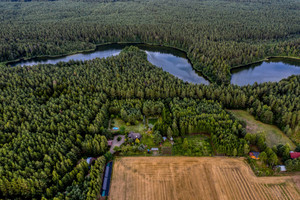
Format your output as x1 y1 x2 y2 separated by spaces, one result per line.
140 134 156 148
112 118 146 133
229 110 296 150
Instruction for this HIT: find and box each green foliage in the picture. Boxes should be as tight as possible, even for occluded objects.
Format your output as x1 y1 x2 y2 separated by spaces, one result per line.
82 134 107 157
152 132 162 145
247 157 274 177
86 156 106 200
141 134 156 147
285 158 300 172
173 135 213 156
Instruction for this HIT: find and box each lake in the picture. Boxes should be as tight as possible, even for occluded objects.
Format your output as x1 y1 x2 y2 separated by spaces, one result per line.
9 43 210 85
8 44 300 86
231 58 300 86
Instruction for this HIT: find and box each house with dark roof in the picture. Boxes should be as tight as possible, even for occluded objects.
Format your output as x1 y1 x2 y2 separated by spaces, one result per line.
128 132 141 140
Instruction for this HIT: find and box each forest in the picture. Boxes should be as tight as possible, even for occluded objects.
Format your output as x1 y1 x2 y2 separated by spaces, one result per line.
0 47 299 199
0 0 300 199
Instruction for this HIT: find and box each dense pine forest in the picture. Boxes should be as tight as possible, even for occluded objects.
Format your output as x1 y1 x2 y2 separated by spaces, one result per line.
0 0 300 199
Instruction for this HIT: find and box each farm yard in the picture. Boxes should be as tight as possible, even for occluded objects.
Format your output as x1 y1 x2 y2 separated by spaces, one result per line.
109 157 300 200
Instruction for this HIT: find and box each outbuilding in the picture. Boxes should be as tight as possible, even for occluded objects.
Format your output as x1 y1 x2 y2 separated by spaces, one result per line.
290 152 300 159
275 165 287 172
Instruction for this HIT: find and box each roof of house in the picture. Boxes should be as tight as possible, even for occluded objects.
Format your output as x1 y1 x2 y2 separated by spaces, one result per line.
128 132 141 139
151 148 159 151
290 152 300 159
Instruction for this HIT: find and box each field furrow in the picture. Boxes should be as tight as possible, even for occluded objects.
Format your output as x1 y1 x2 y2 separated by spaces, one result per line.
109 157 300 200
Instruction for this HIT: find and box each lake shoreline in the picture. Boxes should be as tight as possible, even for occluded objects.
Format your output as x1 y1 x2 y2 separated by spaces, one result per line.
3 42 191 66
5 42 211 85
230 56 300 71
2 43 299 86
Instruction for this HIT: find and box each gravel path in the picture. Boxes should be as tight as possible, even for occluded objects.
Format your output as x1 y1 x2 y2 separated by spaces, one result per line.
110 135 125 154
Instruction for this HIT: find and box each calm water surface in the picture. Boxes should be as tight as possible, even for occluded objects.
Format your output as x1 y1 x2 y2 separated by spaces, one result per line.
9 44 300 86
10 44 209 85
231 58 300 86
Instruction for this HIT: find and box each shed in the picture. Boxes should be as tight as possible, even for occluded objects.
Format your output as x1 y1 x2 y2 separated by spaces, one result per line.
151 148 159 151
290 152 300 159
162 136 167 141
275 165 287 172
128 132 141 140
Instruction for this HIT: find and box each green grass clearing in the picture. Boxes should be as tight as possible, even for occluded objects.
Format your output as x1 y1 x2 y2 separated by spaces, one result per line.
229 110 296 150
112 118 146 134
162 140 172 147
140 134 157 148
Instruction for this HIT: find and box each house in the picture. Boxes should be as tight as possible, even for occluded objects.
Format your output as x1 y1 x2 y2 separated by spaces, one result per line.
275 165 287 172
128 132 142 140
249 152 260 160
107 140 113 146
290 152 300 159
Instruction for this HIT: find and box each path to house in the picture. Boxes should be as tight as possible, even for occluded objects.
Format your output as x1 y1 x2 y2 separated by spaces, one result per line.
110 135 125 154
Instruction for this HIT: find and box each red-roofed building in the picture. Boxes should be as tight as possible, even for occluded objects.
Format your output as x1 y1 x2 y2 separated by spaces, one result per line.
290 152 300 159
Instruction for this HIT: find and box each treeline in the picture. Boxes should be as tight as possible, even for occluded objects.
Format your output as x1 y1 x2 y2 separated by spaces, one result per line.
0 0 299 83
53 156 107 200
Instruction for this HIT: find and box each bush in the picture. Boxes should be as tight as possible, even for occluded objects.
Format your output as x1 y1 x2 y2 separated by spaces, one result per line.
138 144 146 152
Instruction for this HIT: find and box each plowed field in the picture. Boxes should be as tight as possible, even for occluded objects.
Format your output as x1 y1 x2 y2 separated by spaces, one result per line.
109 157 300 200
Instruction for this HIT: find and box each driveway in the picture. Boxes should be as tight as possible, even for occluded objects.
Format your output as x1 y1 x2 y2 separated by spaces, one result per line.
110 135 125 154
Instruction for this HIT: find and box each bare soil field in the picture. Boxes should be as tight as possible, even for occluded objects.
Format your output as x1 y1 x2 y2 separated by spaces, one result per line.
109 157 300 200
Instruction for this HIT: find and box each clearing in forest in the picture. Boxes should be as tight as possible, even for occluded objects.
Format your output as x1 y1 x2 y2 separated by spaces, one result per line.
229 110 296 149
109 157 300 200
112 118 146 133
